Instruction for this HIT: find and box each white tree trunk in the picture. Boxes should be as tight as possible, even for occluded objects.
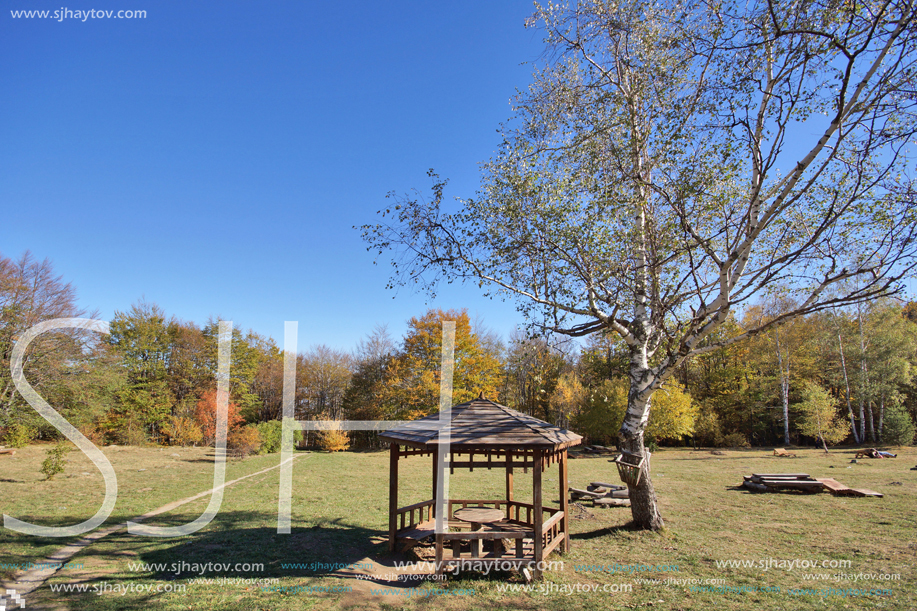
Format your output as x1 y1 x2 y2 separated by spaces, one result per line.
857 307 870 443
836 329 860 444
775 330 790 446
878 395 885 442
618 344 664 531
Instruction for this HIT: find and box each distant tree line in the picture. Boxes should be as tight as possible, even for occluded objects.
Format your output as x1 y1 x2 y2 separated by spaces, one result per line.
2 251 915 452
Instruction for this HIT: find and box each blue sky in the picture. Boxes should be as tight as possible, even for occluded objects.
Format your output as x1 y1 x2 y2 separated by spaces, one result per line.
1 1 545 351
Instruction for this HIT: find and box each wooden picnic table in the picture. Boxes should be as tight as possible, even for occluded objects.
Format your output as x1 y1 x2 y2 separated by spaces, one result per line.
453 507 505 557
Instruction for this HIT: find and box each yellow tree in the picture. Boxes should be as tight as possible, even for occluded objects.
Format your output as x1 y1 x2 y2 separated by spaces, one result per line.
574 378 697 445
795 382 849 453
378 308 502 420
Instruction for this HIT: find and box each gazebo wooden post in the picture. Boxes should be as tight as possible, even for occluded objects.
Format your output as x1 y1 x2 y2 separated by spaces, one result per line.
533 449 543 579
432 450 439 521
505 451 513 503
388 442 398 552
559 450 570 552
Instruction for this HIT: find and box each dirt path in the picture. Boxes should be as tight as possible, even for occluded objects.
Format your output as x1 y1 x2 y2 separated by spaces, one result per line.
1 454 303 606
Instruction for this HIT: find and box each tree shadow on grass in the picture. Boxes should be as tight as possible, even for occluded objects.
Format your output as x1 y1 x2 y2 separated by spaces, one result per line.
570 523 648 540
29 510 396 611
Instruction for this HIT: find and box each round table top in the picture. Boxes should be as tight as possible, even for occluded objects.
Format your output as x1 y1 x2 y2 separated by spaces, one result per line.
453 507 504 524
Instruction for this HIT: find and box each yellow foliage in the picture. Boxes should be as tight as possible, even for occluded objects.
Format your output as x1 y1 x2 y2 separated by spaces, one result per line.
572 378 697 444
162 415 204 446
549 371 587 427
646 381 699 442
228 424 262 458
572 379 628 445
377 308 502 418
316 429 350 452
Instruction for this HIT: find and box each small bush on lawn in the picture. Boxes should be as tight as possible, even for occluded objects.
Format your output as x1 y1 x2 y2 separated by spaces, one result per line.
316 429 350 452
163 416 204 446
4 423 36 448
256 421 283 453
41 442 70 480
228 425 262 458
723 432 750 448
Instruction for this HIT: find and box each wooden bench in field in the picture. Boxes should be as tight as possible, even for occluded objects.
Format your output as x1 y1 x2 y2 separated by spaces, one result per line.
773 448 797 457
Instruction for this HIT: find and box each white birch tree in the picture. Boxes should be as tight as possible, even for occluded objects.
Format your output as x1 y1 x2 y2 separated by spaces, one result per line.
362 0 917 530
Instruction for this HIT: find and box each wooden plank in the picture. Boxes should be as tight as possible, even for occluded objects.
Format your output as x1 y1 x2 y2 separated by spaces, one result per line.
0 449 15 456
754 477 821 485
814 479 883 497
755 481 825 490
814 478 848 492
843 488 883 498
751 473 811 479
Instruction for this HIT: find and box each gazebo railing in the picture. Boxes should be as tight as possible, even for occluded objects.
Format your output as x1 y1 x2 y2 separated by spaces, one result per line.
540 510 565 556
394 499 563 535
396 498 566 575
395 499 435 534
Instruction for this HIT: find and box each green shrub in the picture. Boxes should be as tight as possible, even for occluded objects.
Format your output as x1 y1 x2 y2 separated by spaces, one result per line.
255 421 283 454
882 404 916 446
41 442 70 480
4 423 36 449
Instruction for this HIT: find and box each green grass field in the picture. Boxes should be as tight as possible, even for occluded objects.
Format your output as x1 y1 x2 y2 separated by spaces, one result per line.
1 443 914 610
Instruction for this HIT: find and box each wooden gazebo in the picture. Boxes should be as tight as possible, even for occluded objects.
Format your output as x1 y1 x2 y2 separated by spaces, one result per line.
379 395 582 577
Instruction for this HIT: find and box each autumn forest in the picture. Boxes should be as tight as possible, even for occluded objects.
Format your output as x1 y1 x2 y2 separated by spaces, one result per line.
2 250 915 456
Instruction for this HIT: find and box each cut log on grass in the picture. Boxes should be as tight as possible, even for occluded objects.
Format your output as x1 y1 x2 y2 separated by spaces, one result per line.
569 487 602 499
742 481 770 493
589 481 627 490
594 498 631 507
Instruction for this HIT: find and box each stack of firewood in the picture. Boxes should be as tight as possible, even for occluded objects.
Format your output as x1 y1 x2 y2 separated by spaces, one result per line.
569 481 631 507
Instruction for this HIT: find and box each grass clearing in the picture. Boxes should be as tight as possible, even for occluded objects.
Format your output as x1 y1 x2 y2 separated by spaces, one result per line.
1 444 914 610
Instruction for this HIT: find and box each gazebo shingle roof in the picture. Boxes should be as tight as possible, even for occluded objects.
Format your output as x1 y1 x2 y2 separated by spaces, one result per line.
378 395 582 450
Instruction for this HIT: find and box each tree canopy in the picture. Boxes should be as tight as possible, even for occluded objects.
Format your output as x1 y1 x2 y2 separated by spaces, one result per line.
362 0 917 530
